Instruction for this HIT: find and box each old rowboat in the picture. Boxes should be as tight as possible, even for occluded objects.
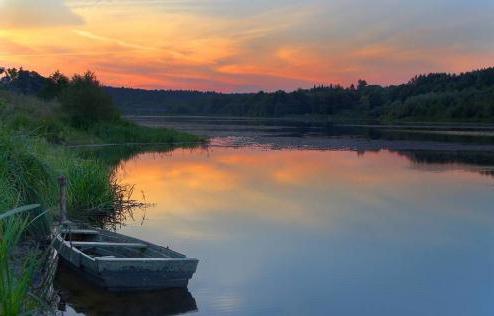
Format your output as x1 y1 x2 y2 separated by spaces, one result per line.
53 224 199 291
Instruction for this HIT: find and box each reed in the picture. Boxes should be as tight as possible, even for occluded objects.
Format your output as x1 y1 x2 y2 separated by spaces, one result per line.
0 216 39 316
0 130 141 225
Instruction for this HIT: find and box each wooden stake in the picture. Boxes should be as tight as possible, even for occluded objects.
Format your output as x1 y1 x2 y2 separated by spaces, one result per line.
59 176 67 223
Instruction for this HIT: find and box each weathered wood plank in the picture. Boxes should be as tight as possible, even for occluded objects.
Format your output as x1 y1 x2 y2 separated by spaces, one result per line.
96 257 197 261
70 241 147 248
61 229 99 235
58 176 68 223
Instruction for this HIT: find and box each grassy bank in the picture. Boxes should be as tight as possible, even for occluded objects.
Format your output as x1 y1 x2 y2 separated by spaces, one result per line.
0 90 202 146
0 131 117 217
0 87 203 312
0 90 202 213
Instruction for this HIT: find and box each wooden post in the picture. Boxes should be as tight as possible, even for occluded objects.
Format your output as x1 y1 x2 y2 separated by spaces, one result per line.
59 176 67 223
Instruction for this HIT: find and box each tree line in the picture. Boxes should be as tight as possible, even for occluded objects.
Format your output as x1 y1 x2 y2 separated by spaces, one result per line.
106 67 494 121
2 66 494 121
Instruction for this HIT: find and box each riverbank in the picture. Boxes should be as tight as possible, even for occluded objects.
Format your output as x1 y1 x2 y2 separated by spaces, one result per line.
0 90 203 313
0 90 203 212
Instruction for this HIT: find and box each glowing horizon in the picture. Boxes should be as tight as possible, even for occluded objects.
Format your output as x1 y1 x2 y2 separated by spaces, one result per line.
1 0 493 92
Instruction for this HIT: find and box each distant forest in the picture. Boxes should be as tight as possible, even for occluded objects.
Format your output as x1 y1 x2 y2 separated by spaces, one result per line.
2 66 494 121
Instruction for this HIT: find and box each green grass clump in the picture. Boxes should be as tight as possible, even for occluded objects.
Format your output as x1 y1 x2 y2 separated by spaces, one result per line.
0 130 128 220
0 216 39 316
0 176 18 213
89 120 203 144
0 131 56 209
65 159 116 216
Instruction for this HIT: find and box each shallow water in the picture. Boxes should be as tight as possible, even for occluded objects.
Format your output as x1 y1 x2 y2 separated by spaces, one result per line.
57 118 494 316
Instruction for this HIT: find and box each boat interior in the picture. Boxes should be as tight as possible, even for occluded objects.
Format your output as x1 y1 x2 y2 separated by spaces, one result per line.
60 228 184 259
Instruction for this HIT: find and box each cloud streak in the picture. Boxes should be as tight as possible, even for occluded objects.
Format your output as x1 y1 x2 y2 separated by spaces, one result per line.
0 0 83 28
2 0 493 91
73 30 152 50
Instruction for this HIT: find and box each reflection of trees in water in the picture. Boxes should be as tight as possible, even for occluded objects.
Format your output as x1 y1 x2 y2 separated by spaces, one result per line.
393 150 494 177
480 170 494 177
75 143 494 230
312 123 494 144
55 263 198 316
378 130 494 144
77 143 196 167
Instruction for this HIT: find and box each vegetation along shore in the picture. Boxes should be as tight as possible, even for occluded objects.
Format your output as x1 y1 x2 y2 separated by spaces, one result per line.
0 69 203 314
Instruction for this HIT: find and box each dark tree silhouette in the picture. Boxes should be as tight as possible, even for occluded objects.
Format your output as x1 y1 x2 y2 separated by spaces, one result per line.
3 66 494 122
60 71 119 127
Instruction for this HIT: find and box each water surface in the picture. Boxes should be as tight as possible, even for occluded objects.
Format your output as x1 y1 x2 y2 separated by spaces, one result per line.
57 118 494 316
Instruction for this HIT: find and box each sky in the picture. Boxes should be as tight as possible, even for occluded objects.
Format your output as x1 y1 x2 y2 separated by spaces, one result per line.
0 0 493 92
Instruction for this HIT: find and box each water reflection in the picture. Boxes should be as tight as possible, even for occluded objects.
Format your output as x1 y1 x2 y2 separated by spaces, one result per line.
395 150 494 176
55 263 198 316
132 116 494 145
71 143 205 229
110 147 493 315
57 119 494 315
116 148 494 232
77 143 203 167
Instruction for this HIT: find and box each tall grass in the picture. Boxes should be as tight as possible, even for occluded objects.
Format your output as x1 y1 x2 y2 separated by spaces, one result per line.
89 120 203 144
0 130 136 222
0 132 57 209
0 216 39 316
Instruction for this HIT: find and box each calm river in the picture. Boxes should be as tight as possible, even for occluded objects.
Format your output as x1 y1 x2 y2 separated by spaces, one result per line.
57 117 494 316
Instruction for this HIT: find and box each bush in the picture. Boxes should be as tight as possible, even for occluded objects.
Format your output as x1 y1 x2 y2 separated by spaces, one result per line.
60 71 119 127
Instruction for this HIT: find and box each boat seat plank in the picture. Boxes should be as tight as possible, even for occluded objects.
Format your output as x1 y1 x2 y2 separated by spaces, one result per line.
69 241 148 248
61 229 99 235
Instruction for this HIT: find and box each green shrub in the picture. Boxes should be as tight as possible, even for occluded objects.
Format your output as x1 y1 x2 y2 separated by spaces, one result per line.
60 71 119 127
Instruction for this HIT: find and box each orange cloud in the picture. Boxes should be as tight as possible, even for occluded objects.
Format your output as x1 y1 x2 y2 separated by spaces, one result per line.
1 0 493 91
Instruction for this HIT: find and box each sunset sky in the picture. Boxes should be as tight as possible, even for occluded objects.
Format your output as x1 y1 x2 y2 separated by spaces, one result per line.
1 0 493 92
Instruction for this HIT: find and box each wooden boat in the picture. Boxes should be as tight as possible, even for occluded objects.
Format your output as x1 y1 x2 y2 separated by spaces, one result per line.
53 224 199 291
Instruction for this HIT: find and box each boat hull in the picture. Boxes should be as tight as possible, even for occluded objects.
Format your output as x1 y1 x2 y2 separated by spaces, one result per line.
58 258 192 291
53 227 198 291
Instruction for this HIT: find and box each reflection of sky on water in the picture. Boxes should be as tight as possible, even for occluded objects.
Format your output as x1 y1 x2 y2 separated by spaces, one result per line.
114 148 493 315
